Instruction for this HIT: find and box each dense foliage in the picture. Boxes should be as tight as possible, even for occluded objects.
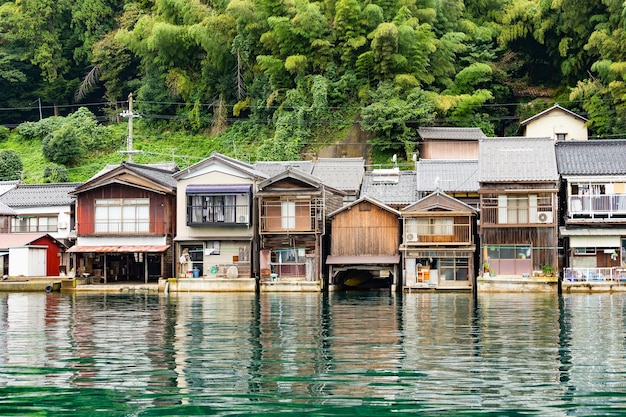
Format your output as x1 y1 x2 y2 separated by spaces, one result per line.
1 0 626 181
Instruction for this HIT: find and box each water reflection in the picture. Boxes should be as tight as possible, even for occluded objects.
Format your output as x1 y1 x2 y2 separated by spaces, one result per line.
0 291 626 415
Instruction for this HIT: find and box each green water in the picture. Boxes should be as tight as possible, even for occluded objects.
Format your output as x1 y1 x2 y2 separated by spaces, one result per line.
0 291 625 416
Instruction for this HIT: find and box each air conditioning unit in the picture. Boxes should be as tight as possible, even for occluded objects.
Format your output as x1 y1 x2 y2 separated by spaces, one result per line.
536 212 554 223
406 233 418 242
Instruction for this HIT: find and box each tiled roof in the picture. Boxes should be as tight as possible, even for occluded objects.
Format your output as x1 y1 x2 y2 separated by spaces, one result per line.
415 160 479 192
254 158 365 192
418 127 486 141
479 137 559 182
253 161 314 176
360 170 417 206
310 158 365 192
89 162 178 188
555 140 626 176
0 180 18 197
124 163 178 188
0 201 17 216
520 103 587 126
0 183 81 207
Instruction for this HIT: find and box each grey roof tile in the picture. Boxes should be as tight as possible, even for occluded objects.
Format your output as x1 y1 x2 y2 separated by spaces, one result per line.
555 140 626 176
360 170 417 205
479 137 559 182
310 158 365 192
253 161 314 176
415 159 479 192
0 183 82 207
0 181 18 197
0 201 17 216
418 127 486 141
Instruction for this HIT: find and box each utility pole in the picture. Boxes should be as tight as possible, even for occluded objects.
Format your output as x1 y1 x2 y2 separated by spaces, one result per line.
120 92 139 162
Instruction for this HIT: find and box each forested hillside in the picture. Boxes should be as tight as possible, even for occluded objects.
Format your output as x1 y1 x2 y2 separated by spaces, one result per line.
0 0 625 182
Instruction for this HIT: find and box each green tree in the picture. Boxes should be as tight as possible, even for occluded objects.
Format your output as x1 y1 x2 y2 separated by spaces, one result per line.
0 149 23 181
42 164 70 183
361 82 436 157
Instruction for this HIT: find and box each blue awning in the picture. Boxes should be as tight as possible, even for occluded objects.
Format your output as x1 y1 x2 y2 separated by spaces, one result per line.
186 184 252 194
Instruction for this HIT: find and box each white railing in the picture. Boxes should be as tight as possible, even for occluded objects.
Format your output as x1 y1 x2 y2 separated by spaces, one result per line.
563 267 626 283
569 194 626 217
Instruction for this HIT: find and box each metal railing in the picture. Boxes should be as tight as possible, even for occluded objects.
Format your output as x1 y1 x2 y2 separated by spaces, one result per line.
562 267 626 283
568 194 626 217
186 204 250 226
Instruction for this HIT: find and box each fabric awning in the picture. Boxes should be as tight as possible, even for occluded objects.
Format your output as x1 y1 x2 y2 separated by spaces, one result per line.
186 184 251 194
325 255 400 265
66 245 170 253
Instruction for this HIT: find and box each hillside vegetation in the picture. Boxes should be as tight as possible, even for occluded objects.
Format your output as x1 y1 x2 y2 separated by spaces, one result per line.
1 0 626 181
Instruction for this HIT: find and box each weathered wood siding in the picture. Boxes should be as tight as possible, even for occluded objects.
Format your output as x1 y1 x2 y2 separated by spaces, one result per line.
481 227 557 271
76 183 175 236
421 140 478 160
330 201 399 256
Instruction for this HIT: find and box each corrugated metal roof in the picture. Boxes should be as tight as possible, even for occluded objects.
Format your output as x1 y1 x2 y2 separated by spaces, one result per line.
555 140 626 176
66 245 170 253
479 137 559 182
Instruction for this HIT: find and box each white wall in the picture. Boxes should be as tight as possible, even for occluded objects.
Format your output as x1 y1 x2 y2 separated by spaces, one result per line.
9 246 46 276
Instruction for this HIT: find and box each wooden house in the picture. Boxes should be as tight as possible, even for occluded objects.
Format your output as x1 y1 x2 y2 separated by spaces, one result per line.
401 191 477 290
478 137 559 290
256 167 345 291
173 153 268 288
326 196 401 291
67 162 178 283
555 140 626 284
417 127 485 160
519 104 588 141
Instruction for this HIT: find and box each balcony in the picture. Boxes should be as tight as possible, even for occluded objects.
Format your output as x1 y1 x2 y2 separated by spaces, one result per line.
563 267 626 283
186 204 250 226
568 194 626 218
260 199 323 234
403 223 472 245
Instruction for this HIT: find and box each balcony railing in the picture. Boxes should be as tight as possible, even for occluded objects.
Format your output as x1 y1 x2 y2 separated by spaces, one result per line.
11 225 59 233
568 194 626 217
186 204 250 226
403 223 472 245
563 267 626 283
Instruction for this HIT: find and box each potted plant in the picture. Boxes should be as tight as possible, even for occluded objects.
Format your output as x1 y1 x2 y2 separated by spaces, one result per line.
541 264 555 276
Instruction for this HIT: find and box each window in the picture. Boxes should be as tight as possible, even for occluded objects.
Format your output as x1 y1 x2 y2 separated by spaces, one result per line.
486 245 532 275
411 217 453 235
507 195 528 224
12 216 58 233
281 201 296 229
186 185 250 226
95 198 149 233
555 133 567 141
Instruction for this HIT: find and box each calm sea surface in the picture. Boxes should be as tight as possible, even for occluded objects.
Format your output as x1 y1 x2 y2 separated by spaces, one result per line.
0 290 625 416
